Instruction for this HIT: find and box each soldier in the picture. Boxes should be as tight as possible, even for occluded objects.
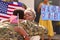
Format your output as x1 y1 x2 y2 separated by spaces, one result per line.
0 9 30 40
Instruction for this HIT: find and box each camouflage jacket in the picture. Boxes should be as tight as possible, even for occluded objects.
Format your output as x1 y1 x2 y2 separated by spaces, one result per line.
0 20 48 38
19 20 48 36
0 22 24 40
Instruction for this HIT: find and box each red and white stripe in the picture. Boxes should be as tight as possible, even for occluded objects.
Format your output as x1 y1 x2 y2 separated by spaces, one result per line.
0 2 25 21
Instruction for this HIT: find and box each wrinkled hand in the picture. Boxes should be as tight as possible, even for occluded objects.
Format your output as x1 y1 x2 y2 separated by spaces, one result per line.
25 35 30 40
14 27 20 32
14 27 30 40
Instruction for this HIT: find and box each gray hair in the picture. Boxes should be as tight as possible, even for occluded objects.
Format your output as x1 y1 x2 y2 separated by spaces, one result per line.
24 8 36 18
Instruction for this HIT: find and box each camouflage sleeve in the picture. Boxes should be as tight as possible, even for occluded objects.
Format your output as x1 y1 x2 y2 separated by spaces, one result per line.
0 22 24 40
19 20 48 36
39 25 48 34
0 21 18 29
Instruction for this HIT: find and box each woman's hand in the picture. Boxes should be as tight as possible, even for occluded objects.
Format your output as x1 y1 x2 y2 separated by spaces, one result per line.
14 27 30 40
24 35 30 40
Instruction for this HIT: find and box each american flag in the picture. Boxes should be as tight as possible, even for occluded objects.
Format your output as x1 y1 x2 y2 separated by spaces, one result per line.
0 1 25 21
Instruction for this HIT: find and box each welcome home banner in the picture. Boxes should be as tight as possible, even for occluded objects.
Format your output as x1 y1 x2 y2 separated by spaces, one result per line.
41 5 60 21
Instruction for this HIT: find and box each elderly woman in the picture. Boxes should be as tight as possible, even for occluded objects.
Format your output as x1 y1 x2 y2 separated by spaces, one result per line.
23 8 48 40
24 8 36 22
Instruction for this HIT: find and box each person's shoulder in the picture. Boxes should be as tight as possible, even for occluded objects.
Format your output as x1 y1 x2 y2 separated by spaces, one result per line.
39 2 44 5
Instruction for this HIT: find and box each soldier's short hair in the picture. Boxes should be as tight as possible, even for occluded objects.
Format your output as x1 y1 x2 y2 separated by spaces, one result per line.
13 10 24 19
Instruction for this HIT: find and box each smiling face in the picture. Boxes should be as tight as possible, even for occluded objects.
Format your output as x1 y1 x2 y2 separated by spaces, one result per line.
24 11 34 21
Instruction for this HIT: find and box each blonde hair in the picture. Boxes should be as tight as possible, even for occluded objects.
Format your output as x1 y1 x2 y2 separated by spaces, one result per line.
24 8 36 18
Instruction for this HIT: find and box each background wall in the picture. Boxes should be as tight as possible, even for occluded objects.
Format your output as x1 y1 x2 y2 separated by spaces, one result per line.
18 0 34 9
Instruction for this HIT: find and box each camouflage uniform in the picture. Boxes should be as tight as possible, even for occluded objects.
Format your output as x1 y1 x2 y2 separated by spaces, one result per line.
0 22 24 40
0 20 47 40
19 20 48 37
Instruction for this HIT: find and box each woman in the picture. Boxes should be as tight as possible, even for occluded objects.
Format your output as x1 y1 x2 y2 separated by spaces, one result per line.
38 0 54 40
24 8 48 40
